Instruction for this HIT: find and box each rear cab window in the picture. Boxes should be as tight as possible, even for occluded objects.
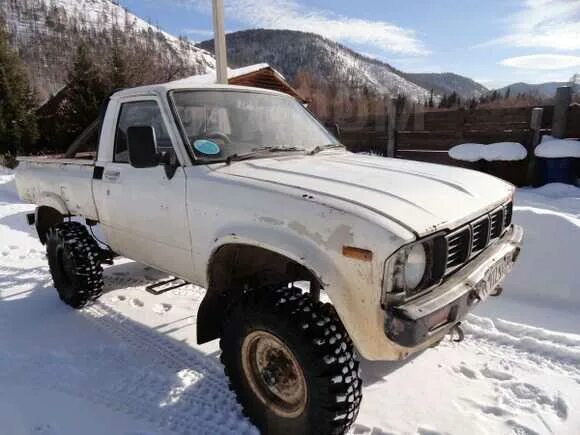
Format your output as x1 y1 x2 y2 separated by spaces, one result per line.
114 101 174 163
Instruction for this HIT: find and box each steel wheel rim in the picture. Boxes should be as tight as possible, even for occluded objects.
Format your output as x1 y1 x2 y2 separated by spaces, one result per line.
241 330 308 418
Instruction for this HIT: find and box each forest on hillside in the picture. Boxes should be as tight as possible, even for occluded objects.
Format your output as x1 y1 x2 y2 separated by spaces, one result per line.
2 0 213 100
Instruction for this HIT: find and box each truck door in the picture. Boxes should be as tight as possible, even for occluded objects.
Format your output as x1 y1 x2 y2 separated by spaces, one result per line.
93 98 193 279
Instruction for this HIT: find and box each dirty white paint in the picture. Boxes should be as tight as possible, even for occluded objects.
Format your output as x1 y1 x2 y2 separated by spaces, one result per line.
15 84 519 361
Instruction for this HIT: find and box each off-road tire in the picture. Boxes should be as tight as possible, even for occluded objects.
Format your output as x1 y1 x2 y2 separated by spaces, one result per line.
220 286 363 435
46 222 104 309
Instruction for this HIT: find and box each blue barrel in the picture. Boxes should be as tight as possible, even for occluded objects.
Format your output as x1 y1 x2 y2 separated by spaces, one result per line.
537 157 578 185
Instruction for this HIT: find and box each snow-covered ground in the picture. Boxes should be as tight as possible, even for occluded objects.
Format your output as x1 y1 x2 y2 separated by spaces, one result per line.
1 167 579 435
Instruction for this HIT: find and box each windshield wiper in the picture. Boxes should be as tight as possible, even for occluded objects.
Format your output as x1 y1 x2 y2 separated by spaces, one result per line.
309 144 346 155
226 146 306 164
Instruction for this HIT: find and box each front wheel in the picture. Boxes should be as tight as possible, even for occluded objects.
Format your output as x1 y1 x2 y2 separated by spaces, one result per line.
220 286 362 434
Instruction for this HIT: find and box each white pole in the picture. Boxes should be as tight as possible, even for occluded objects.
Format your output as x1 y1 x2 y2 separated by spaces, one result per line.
212 0 228 84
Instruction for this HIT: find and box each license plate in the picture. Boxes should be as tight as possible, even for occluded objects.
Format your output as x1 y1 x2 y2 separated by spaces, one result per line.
477 254 513 301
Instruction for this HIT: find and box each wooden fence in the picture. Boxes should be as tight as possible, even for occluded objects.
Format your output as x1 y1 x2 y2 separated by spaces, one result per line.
394 105 580 165
335 104 580 159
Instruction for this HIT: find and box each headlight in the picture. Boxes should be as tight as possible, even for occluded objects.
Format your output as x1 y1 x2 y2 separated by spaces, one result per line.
404 243 427 290
382 235 446 306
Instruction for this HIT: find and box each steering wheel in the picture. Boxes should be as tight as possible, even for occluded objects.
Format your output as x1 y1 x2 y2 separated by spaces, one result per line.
205 131 231 144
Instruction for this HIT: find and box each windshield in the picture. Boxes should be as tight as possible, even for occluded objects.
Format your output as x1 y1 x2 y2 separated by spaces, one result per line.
171 90 340 161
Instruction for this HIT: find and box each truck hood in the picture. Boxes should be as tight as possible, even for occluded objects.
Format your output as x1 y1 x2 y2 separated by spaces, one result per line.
217 152 514 236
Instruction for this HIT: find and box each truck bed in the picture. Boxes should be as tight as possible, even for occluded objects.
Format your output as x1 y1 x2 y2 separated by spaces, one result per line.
15 155 99 220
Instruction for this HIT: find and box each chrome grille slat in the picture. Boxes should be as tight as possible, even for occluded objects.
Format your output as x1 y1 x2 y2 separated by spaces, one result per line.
471 216 490 253
490 209 504 239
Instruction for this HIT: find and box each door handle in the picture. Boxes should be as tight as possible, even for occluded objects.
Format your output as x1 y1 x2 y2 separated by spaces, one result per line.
104 170 121 181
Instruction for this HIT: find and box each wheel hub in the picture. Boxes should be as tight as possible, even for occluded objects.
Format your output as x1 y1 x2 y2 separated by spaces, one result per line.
241 330 307 418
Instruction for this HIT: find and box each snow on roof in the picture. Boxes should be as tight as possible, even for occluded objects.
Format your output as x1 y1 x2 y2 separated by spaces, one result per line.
449 142 528 162
112 63 296 100
169 63 275 86
535 138 580 158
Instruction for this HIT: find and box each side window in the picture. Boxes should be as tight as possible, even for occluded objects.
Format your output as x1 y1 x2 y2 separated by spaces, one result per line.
114 101 173 163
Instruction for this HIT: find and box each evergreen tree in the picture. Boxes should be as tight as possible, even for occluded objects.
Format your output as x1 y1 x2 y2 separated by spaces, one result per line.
108 35 131 91
447 91 460 107
0 25 38 156
395 94 408 114
60 43 107 142
428 89 434 108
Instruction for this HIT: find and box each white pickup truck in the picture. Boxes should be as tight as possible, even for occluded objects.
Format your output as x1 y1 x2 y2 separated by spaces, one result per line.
16 82 523 435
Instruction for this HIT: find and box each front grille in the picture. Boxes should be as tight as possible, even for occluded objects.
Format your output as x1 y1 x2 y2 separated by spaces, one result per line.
471 217 490 253
489 209 504 239
446 229 470 269
444 201 512 274
504 202 513 228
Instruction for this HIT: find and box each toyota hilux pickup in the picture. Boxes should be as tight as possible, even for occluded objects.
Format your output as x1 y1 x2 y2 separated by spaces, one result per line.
15 82 523 435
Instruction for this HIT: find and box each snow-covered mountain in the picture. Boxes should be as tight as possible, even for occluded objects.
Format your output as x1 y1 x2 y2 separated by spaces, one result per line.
1 0 215 100
496 82 570 98
2 2 486 104
198 29 432 102
402 72 488 99
198 29 487 101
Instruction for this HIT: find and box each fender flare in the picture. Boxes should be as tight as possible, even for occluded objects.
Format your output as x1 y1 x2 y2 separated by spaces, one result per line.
34 193 69 244
206 231 344 289
196 228 349 344
36 193 69 216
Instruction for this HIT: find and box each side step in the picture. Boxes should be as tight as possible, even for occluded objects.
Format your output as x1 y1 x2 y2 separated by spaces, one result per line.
145 277 189 295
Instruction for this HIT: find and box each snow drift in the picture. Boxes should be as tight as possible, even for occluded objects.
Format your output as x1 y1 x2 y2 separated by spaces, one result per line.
449 142 528 162
535 138 580 158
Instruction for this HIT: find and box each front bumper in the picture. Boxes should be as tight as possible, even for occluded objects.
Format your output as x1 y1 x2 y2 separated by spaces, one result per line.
385 225 524 348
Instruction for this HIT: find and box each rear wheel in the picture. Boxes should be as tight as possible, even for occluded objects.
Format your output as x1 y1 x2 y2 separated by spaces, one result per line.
220 286 362 434
46 222 104 308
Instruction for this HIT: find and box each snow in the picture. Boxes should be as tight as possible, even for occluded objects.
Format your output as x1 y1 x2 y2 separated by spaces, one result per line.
448 143 484 162
481 142 528 161
170 63 275 86
535 138 580 158
449 142 528 162
1 167 580 435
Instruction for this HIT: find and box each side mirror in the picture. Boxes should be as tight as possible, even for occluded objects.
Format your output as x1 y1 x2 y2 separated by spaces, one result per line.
128 126 159 168
332 123 342 139
325 122 341 139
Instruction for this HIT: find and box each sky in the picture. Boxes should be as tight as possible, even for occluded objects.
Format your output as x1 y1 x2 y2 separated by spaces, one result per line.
119 0 580 90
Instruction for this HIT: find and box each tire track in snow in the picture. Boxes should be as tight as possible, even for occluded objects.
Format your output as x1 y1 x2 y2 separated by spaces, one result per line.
463 315 580 373
0 252 254 434
0 296 256 435
0 342 254 435
82 303 227 388
79 302 258 435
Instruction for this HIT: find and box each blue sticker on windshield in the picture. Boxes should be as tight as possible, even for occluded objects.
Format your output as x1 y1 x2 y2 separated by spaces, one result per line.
193 139 221 155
